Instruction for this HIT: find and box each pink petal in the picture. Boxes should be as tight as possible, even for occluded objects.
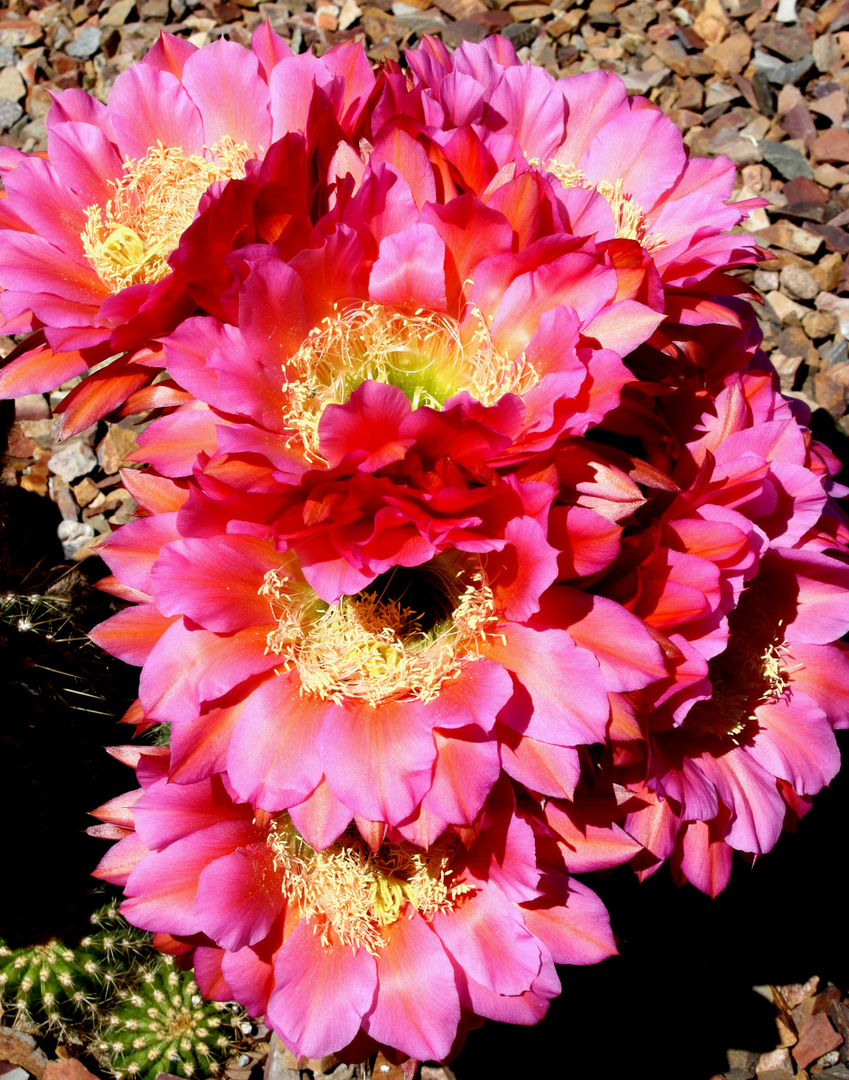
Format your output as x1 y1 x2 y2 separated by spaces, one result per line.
108 64 204 159
122 819 258 934
226 674 329 809
139 619 280 722
196 843 282 951
267 919 378 1059
483 623 610 746
748 692 839 797
88 604 178 666
321 697 437 825
182 38 272 151
520 874 616 965
288 779 354 850
433 886 541 995
151 535 280 632
364 913 460 1062
369 223 447 311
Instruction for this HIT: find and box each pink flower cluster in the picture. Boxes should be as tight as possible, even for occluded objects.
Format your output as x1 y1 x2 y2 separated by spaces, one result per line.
4 26 848 1067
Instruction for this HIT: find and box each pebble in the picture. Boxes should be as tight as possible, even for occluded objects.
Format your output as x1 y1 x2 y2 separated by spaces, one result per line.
759 138 813 180
65 26 102 59
47 438 97 483
780 264 820 300
0 97 23 130
57 519 95 559
0 65 27 101
765 289 809 324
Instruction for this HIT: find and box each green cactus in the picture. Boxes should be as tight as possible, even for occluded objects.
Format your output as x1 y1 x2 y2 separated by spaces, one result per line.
0 935 105 1035
93 955 246 1078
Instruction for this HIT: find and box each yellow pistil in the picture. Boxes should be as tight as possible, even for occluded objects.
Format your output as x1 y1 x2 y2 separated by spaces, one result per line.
82 137 252 290
261 557 498 706
268 815 472 954
684 578 795 743
282 302 537 461
533 158 667 253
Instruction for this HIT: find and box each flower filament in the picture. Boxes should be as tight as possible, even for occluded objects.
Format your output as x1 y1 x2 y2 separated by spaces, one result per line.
535 158 667 253
684 578 793 743
282 302 537 460
82 138 252 290
261 557 498 707
268 815 472 954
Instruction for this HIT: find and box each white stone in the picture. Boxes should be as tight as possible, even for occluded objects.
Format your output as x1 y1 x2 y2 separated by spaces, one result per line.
765 290 808 325
0 64 26 102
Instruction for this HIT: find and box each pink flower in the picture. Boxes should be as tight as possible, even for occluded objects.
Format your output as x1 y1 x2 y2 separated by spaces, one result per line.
400 36 762 303
0 28 375 434
89 461 667 844
562 358 849 895
91 760 616 1063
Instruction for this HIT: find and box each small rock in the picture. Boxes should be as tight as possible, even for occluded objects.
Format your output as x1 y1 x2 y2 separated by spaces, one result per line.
814 367 849 415
813 32 839 72
704 32 752 76
47 439 97 483
755 1045 794 1080
755 269 780 291
812 127 849 164
759 23 814 62
758 221 823 257
0 97 23 131
802 310 839 339
72 476 100 507
765 55 815 85
819 336 849 370
817 292 849 337
65 26 102 59
813 252 845 292
765 289 808 324
14 393 50 421
0 44 17 66
501 21 538 48
0 65 26 102
53 483 79 522
809 89 847 126
57 519 96 560
780 264 820 300
0 1024 50 1078
42 1057 101 1080
101 0 137 25
759 139 813 180
97 424 139 475
792 1011 844 1070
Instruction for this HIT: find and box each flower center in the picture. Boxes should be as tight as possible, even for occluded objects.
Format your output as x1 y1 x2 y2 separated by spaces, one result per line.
82 138 251 290
282 302 537 460
535 159 666 253
261 556 498 706
268 815 471 954
683 579 791 743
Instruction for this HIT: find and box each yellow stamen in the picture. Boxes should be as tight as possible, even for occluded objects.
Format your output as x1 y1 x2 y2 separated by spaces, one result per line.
684 578 793 743
268 816 472 954
282 302 537 461
261 557 498 706
532 158 667 253
82 138 252 290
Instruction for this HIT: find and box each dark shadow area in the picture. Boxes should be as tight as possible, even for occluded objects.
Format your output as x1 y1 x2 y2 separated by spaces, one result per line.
1 480 138 947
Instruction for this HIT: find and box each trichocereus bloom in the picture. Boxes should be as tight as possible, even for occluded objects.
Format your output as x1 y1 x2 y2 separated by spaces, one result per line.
0 26 377 434
90 749 617 1064
560 354 849 897
89 458 669 849
392 36 764 332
